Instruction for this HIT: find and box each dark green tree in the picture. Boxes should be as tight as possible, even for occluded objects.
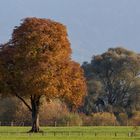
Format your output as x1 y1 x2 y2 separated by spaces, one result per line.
82 47 140 120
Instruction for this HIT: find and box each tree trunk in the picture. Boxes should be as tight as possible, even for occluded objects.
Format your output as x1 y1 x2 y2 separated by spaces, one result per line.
29 97 40 133
31 110 40 132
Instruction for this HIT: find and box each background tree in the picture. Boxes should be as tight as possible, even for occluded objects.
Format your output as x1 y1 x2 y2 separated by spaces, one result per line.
0 18 86 132
82 47 140 122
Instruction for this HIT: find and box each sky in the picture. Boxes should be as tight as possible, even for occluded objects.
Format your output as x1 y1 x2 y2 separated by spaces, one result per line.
1 0 140 63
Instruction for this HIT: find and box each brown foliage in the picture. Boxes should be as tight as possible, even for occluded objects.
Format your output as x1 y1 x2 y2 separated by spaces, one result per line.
82 112 117 126
40 100 82 126
129 111 140 126
0 17 86 131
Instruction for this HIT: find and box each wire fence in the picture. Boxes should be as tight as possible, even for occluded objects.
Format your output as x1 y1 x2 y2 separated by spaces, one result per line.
0 131 139 137
0 122 139 138
0 121 137 127
0 122 30 126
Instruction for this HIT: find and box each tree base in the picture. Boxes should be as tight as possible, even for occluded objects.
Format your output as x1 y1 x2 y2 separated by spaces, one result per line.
28 129 43 133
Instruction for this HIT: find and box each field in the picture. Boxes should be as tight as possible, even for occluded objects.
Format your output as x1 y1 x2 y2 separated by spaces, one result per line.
0 126 139 140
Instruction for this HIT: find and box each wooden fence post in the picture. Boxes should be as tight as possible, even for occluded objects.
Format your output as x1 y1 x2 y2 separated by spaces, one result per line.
11 121 13 126
54 121 57 127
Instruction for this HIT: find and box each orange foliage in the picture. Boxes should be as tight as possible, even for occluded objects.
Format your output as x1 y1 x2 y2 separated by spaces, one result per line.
0 17 86 131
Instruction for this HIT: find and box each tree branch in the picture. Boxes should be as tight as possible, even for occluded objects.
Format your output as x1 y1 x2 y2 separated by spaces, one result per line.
15 94 32 112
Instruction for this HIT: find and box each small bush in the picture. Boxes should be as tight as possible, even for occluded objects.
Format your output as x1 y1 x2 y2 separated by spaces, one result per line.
92 112 117 126
129 111 140 126
82 112 117 126
118 113 128 126
81 114 93 126
40 100 82 126
66 113 83 126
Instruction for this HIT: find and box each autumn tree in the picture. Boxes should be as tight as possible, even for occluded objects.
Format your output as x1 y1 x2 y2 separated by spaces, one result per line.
82 48 140 120
0 18 86 132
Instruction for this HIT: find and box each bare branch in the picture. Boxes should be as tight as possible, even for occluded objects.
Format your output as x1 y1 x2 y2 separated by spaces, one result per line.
15 94 32 112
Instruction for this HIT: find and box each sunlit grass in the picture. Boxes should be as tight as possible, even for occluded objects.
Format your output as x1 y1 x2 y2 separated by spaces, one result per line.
0 126 139 140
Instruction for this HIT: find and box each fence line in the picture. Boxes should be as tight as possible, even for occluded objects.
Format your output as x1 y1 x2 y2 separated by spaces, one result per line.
0 121 137 127
0 131 139 137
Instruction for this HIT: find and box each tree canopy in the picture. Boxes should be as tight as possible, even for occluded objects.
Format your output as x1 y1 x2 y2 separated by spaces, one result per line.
82 47 140 120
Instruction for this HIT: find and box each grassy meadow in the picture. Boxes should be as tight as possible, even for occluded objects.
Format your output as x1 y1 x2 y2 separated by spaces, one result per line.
0 126 139 140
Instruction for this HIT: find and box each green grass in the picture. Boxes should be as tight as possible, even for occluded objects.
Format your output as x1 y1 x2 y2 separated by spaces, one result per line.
0 126 139 140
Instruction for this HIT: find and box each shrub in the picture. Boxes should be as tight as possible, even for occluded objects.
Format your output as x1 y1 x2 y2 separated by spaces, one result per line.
66 113 83 126
129 111 140 126
82 112 117 126
40 100 82 126
92 112 117 126
118 113 128 126
0 97 31 125
81 114 93 126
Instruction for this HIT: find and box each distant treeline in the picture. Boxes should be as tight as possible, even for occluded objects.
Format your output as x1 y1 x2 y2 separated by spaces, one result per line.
81 47 140 125
0 47 140 126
